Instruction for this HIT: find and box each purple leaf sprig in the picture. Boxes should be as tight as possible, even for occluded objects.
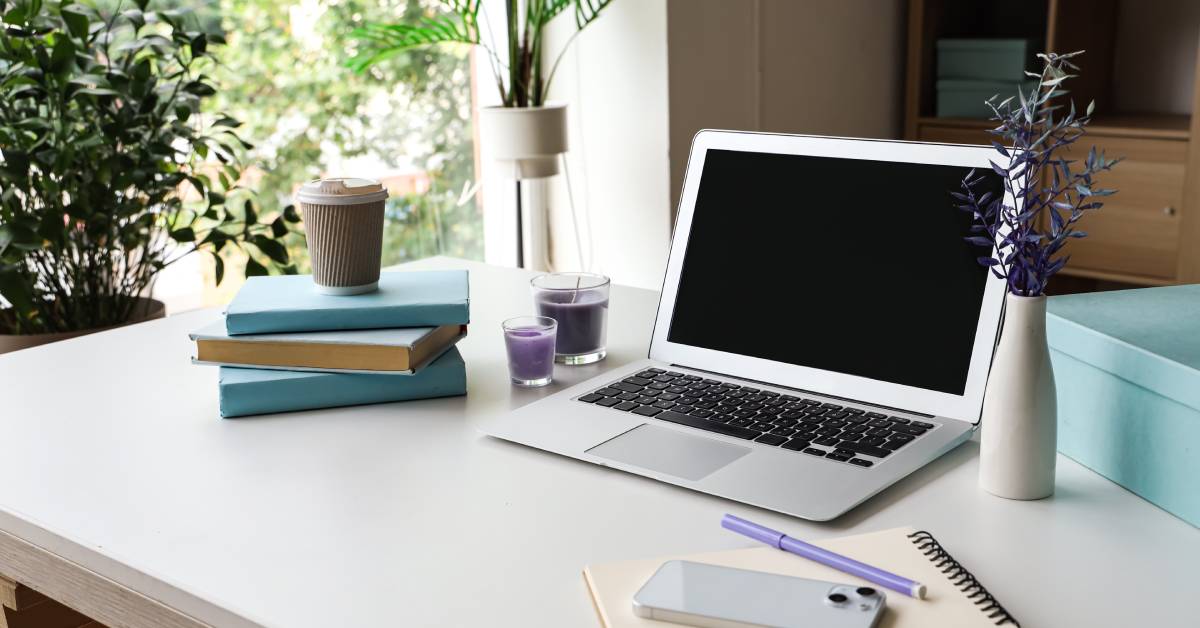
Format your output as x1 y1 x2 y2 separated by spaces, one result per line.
955 51 1122 297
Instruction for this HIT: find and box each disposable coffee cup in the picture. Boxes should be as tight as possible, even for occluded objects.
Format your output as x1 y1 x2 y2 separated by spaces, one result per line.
295 178 389 295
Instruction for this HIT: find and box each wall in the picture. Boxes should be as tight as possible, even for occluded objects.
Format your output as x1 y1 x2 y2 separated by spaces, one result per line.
666 0 908 211
481 0 908 288
542 0 673 289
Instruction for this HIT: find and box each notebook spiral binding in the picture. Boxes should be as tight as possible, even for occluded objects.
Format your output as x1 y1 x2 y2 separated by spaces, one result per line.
907 531 1020 627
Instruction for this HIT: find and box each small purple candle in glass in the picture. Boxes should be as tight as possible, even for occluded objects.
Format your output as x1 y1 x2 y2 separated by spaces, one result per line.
502 316 557 387
531 272 610 365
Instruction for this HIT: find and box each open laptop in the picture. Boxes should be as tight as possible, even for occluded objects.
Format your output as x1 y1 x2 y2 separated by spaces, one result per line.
481 131 1008 521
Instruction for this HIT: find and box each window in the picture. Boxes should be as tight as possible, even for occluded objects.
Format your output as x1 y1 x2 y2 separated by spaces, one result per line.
154 0 482 309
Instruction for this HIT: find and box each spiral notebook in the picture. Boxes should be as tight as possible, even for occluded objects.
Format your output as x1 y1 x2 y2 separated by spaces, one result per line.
583 526 1018 628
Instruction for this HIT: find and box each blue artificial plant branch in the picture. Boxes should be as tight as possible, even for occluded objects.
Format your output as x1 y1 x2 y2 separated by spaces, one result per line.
955 51 1121 297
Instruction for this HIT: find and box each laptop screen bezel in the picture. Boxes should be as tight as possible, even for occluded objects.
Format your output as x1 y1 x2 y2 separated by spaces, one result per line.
648 130 1009 424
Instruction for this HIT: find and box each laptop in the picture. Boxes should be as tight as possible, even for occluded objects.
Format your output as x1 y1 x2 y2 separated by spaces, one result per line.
481 131 1008 521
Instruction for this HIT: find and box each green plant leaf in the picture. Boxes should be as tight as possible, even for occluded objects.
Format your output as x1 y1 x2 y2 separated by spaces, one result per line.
61 5 90 39
191 33 207 56
244 256 268 277
74 87 119 97
183 80 216 96
243 199 257 226
0 267 35 313
121 9 145 29
3 2 28 25
282 204 301 223
48 35 76 73
542 0 571 22
212 252 225 284
170 227 196 242
251 234 289 264
270 216 288 238
349 7 482 73
574 0 613 29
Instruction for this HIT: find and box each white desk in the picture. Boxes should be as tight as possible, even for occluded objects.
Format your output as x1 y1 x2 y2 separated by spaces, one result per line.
0 257 1194 627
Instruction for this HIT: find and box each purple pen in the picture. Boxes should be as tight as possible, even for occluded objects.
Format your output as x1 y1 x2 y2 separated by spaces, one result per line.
721 514 927 599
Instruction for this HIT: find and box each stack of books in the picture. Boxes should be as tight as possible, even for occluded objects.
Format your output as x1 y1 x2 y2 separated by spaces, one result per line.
190 270 470 418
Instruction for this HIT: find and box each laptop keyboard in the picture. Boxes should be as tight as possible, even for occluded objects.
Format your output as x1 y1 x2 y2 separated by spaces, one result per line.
577 368 938 468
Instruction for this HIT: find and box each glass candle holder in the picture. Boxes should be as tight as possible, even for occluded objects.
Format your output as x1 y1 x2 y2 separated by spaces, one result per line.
502 316 557 387
531 272 610 365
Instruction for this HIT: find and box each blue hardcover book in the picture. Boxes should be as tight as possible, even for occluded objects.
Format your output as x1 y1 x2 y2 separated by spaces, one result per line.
225 270 470 335
218 347 467 418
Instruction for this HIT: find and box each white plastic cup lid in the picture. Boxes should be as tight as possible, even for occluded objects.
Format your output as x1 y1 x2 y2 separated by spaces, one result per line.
295 177 389 206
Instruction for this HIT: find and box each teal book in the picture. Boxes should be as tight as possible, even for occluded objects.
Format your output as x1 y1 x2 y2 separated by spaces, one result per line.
218 347 467 418
224 270 470 335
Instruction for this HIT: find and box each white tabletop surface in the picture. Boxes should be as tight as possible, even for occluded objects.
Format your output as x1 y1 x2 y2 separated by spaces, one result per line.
0 257 1195 627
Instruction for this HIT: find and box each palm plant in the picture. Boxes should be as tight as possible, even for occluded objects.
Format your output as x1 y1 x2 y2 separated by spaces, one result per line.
350 0 613 107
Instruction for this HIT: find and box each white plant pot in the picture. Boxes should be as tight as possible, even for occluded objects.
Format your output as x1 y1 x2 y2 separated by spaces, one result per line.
479 103 568 179
979 293 1058 500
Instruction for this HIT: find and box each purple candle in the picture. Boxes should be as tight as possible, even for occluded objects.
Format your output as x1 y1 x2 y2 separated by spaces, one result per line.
531 273 610 365
502 316 557 387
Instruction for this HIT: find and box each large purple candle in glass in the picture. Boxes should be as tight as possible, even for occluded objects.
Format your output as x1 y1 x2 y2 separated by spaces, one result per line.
531 272 610 365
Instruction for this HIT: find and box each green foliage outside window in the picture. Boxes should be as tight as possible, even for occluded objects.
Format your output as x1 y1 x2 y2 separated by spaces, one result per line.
201 0 482 273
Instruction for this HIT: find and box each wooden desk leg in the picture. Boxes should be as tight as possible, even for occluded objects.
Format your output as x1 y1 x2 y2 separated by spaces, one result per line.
0 577 47 612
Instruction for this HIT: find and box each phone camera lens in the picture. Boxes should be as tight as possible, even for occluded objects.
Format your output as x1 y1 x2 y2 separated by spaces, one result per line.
827 593 848 604
856 587 876 596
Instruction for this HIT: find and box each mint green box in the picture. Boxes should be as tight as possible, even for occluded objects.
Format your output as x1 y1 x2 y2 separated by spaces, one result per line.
937 39 1030 81
1048 285 1200 527
936 79 1038 118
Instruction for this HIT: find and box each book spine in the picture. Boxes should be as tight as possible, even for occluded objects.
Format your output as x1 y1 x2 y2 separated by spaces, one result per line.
218 349 467 418
225 303 469 335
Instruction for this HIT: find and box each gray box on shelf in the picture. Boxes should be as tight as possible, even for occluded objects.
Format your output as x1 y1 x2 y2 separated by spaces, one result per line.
936 79 1038 118
1047 285 1200 528
936 38 1030 81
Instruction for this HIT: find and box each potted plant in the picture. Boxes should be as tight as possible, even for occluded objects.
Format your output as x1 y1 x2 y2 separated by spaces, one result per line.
956 51 1120 499
0 1 300 353
351 0 613 179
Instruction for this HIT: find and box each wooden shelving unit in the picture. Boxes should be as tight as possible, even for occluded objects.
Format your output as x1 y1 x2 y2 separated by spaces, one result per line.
904 0 1200 287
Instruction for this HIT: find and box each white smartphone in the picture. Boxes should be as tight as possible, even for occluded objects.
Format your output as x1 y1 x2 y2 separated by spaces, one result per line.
632 561 886 628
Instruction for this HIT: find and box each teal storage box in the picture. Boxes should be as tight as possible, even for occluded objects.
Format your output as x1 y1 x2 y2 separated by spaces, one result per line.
1047 285 1200 527
936 38 1029 81
936 79 1038 118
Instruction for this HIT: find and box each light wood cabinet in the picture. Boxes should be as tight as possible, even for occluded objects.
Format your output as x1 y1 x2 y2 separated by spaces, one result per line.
904 0 1200 286
1060 135 1185 281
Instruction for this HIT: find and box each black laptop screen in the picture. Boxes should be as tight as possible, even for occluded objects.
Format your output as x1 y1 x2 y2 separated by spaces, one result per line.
666 149 998 396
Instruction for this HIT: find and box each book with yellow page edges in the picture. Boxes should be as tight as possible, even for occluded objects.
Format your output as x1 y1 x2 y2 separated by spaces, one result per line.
190 321 466 375
583 526 1018 628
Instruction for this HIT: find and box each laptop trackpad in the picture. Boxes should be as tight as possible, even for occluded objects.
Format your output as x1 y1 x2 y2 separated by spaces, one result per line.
587 424 751 481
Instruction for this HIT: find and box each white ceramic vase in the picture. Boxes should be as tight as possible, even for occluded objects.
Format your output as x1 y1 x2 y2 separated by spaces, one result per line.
979 293 1058 500
478 103 568 179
